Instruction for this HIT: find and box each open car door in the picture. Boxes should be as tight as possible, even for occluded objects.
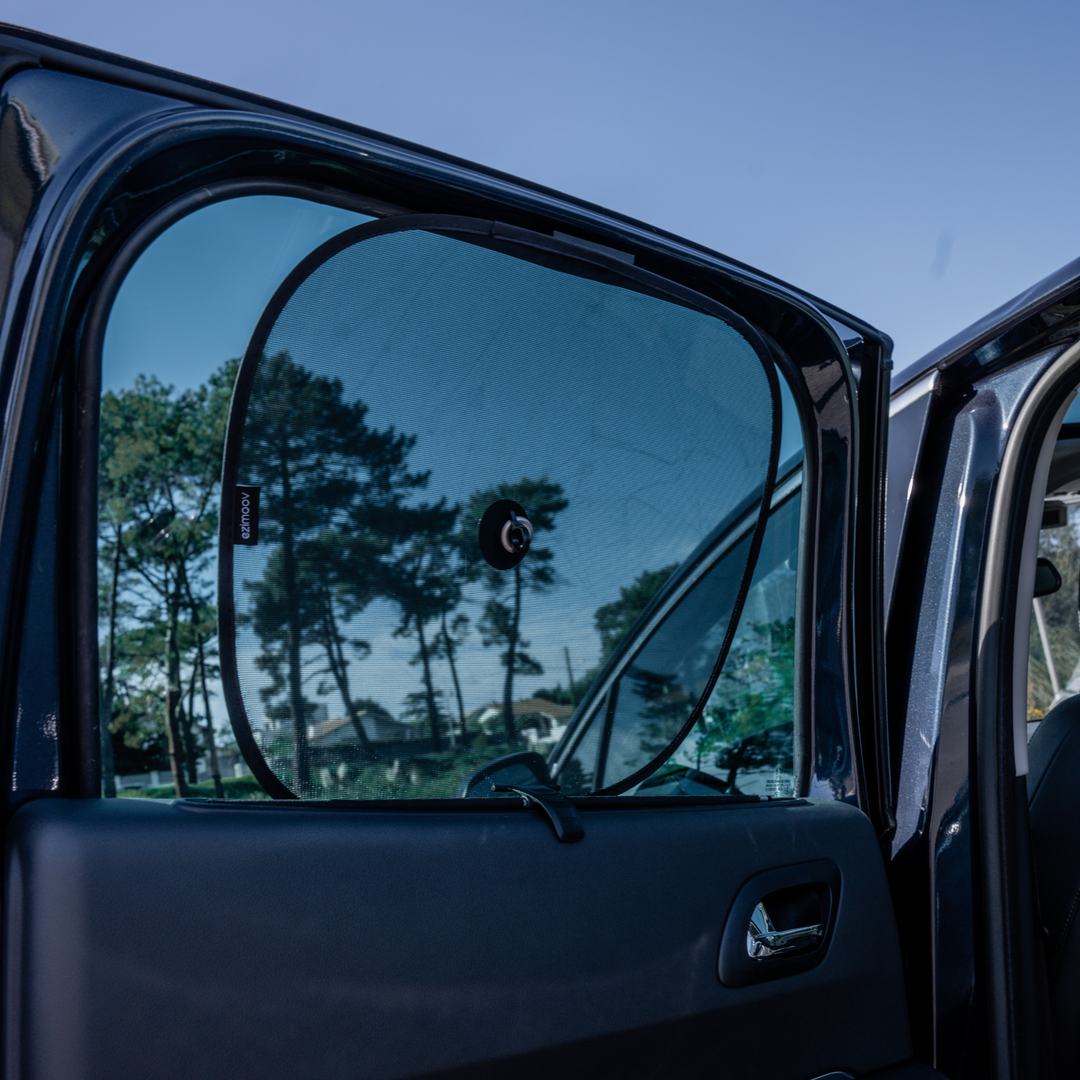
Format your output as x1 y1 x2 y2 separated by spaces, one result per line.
0 25 936 1080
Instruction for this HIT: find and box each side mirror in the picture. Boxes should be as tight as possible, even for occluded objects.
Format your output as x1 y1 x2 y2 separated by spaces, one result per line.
457 751 555 798
1035 557 1063 598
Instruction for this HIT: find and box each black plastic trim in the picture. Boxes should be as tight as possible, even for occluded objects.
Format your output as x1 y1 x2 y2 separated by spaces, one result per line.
173 792 776 813
491 784 584 842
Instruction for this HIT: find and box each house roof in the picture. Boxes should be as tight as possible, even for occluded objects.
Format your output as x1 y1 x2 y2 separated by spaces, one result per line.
309 712 417 745
469 698 575 722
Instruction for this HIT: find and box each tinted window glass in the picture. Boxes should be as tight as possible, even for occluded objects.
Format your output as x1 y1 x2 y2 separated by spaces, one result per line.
556 480 799 797
221 220 782 799
98 196 371 799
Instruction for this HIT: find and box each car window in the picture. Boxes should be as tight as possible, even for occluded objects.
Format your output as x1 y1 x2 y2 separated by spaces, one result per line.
97 196 805 803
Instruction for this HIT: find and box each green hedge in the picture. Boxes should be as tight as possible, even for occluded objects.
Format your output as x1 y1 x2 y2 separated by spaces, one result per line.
117 774 270 800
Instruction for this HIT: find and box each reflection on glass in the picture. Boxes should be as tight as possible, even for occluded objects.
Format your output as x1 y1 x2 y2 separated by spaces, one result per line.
96 196 372 801
556 483 800 798
228 224 781 798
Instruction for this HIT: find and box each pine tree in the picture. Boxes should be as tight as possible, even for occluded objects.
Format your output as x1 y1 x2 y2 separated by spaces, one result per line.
240 350 438 789
98 362 234 795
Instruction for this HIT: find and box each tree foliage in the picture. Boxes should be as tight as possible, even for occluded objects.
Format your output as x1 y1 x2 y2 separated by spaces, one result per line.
691 616 796 791
98 361 235 795
99 350 799 805
1030 514 1080 719
594 564 678 664
240 351 446 788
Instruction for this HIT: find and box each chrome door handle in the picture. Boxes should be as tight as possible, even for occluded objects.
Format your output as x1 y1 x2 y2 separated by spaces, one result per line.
747 923 824 959
746 900 823 959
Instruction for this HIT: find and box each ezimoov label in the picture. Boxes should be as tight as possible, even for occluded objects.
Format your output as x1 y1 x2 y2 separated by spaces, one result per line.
233 486 260 545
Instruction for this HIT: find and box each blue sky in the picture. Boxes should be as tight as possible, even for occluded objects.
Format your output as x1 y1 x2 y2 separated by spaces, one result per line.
100 197 372 391
9 0 1080 381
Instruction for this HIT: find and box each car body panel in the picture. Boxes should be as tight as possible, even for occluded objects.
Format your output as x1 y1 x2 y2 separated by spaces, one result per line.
0 49 915 1080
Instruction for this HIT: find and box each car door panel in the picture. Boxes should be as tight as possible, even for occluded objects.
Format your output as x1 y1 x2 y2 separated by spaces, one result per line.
6 796 910 1080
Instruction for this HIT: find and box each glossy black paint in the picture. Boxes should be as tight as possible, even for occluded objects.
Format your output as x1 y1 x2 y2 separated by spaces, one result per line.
850 332 893 833
0 69 181 807
10 388 61 801
884 371 937 620
896 253 1080 394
